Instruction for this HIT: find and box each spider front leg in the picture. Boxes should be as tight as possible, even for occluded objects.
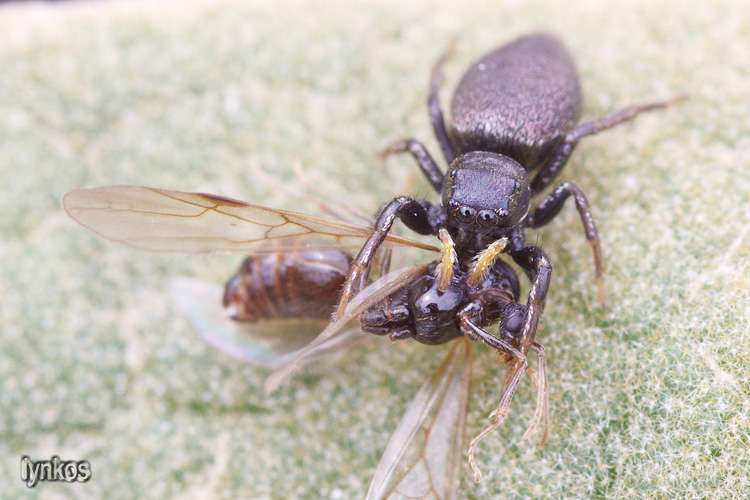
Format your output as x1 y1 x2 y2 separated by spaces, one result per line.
526 182 608 308
511 245 553 349
334 196 438 318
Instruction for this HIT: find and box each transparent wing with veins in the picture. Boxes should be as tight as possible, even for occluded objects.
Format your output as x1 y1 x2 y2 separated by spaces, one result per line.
366 339 472 500
62 184 438 372
62 186 438 254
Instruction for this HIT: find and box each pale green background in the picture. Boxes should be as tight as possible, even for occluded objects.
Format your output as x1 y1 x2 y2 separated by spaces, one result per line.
1 0 748 499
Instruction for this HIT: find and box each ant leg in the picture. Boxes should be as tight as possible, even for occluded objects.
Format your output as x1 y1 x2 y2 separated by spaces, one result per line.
334 196 431 318
526 182 608 309
467 332 550 481
378 247 393 278
428 38 458 164
289 160 374 225
459 309 533 481
464 328 529 481
522 342 549 446
379 139 444 192
460 268 550 480
459 313 526 360
530 95 687 193
467 358 528 482
246 160 354 222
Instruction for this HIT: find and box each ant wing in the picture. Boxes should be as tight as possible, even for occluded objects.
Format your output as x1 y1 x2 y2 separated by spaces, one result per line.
170 277 369 369
366 339 472 500
265 264 428 392
62 186 439 254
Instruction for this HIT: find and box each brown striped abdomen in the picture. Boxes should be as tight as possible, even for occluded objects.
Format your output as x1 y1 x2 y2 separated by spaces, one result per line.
223 250 352 321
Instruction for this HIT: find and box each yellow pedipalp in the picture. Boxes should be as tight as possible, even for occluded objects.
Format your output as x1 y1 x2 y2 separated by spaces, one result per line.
437 228 457 293
467 237 508 288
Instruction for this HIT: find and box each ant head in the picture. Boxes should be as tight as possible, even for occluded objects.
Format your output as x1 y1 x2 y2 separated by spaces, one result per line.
501 302 526 342
441 152 531 232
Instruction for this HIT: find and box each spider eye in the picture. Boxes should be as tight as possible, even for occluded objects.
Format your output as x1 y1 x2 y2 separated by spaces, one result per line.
477 210 496 227
458 206 475 220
